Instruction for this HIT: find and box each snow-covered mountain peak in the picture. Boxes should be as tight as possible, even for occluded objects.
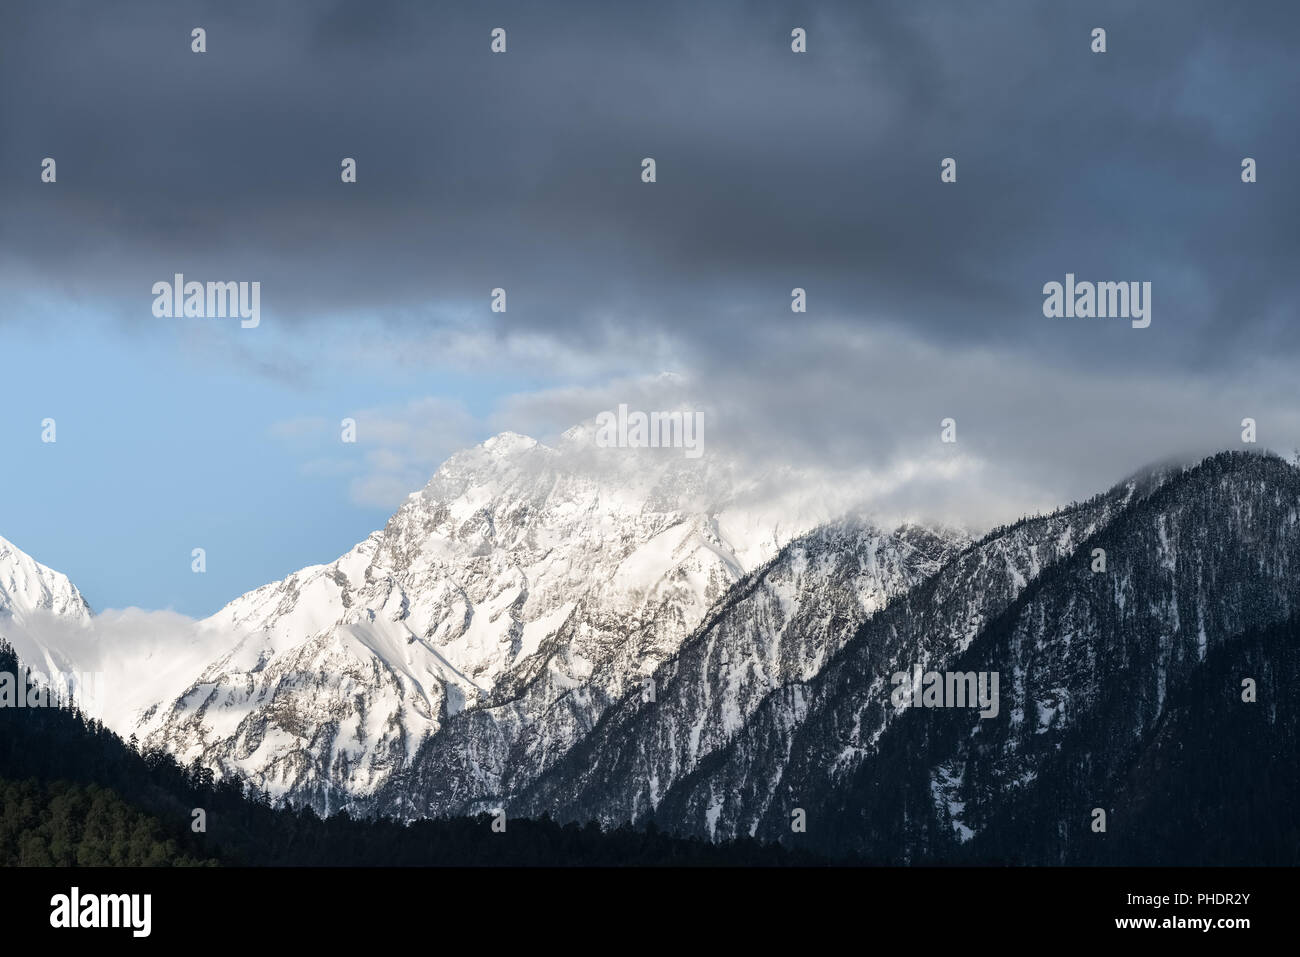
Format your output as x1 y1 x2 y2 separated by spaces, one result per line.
480 431 540 455
0 534 92 627
113 421 864 805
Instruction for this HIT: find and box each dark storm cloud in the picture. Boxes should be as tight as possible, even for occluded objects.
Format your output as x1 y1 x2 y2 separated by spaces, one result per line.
3 0 1298 377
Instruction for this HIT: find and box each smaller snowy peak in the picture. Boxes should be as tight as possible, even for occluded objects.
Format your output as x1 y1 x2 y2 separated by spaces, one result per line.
0 534 93 626
559 421 596 446
481 432 540 455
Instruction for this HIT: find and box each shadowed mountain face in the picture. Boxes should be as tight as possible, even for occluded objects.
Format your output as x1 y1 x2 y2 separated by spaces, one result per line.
514 452 1300 864
4 449 1297 864
769 452 1300 862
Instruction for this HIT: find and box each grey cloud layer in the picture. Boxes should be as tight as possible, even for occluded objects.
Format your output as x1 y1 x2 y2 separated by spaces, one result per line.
4 0 1297 517
5 1 1297 358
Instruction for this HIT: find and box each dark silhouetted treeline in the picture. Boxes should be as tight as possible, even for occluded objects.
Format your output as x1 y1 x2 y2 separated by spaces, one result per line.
0 778 216 866
0 641 821 866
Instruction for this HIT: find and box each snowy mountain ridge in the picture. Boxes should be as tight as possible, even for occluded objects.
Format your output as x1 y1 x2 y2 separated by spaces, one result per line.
11 437 1285 843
